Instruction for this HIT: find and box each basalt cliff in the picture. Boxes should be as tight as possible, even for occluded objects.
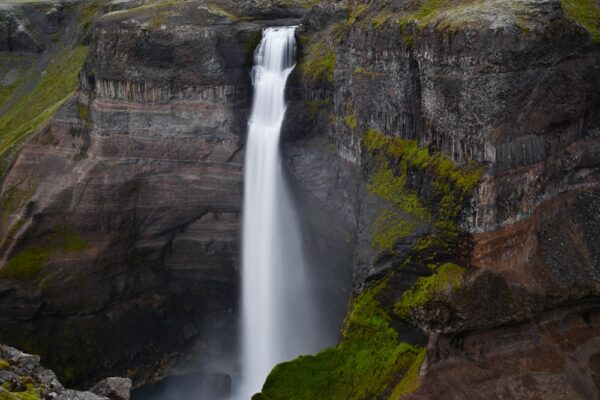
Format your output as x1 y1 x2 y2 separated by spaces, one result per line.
0 0 599 399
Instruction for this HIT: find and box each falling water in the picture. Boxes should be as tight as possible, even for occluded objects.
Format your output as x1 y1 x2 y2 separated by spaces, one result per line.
237 27 319 398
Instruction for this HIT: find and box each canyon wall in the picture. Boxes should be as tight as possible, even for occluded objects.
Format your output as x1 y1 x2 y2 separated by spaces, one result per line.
0 0 599 398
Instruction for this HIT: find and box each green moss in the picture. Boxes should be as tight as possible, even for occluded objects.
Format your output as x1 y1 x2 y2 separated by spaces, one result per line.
299 39 336 82
306 98 332 118
50 227 90 253
389 348 426 398
561 0 600 42
344 111 358 129
369 167 430 221
372 210 418 252
0 226 90 281
1 181 36 223
347 3 368 26
398 0 452 26
364 128 482 224
395 263 465 318
0 46 89 178
0 385 42 400
353 66 382 78
0 359 9 370
148 12 166 30
77 103 93 129
207 3 241 20
0 246 49 281
363 129 483 252
372 10 392 28
79 1 101 30
257 277 425 400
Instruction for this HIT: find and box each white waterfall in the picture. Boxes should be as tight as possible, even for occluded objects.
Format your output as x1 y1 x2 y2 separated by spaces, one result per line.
237 27 319 398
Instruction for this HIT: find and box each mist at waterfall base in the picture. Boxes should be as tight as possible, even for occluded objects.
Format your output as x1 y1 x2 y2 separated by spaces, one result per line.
132 27 350 400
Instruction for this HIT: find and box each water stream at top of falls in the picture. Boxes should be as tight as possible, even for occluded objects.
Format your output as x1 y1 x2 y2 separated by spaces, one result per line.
236 26 321 398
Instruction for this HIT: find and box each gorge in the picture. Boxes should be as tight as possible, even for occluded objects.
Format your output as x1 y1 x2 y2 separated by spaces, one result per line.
0 0 599 399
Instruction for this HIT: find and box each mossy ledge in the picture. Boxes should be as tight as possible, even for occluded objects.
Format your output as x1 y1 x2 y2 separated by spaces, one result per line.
298 35 336 82
0 226 89 281
364 128 483 253
254 277 425 400
396 262 466 319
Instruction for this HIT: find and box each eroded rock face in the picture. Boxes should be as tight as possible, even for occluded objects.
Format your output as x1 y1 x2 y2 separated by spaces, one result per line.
407 303 600 400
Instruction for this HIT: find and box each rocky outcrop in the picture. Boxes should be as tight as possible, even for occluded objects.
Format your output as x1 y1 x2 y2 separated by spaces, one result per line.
407 303 600 400
0 343 131 400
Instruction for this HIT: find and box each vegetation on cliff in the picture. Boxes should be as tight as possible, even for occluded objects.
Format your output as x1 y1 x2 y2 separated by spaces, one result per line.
255 277 425 400
0 46 89 178
0 227 89 281
561 0 600 41
364 128 482 253
395 262 466 318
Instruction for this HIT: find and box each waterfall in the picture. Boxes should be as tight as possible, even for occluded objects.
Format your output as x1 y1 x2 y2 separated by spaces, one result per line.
237 26 319 398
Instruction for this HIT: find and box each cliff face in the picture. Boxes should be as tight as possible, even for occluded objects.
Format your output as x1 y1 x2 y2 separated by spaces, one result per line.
261 0 600 398
0 0 599 398
1 0 255 387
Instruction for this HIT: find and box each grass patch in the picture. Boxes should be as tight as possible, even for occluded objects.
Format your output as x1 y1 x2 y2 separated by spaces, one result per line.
363 129 483 252
395 263 465 318
0 384 42 400
77 103 93 129
372 210 419 252
79 0 102 30
0 226 90 281
344 111 358 129
0 46 89 178
561 0 600 42
207 3 240 20
0 245 50 281
398 0 452 27
1 180 36 224
299 39 336 82
256 278 425 400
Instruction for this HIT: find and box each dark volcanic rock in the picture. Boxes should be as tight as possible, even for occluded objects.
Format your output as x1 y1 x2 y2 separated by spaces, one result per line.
0 343 131 400
91 377 132 400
